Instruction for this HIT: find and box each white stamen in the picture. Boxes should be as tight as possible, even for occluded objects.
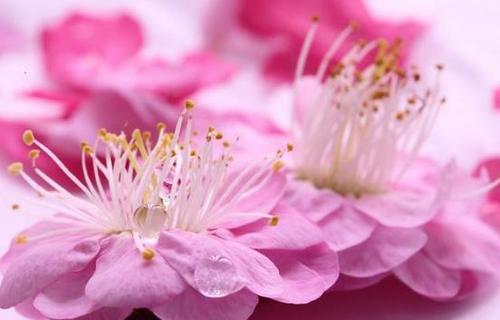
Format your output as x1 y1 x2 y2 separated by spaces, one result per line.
293 24 444 196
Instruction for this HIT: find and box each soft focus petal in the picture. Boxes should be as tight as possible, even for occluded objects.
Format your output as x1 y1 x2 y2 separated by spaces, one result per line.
338 227 427 277
284 179 343 222
85 235 185 308
42 13 143 88
34 264 97 319
151 287 257 320
0 238 99 308
260 243 339 303
210 0 424 81
394 252 461 299
317 204 376 251
425 219 500 274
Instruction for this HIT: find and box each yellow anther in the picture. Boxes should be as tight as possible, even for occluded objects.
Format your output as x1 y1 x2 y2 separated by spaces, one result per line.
215 132 223 140
286 143 294 152
11 204 20 211
132 129 148 159
269 215 280 226
184 99 195 110
15 234 28 244
223 141 230 148
272 160 284 172
80 142 93 156
156 122 167 131
436 64 444 71
142 248 156 260
22 130 35 146
311 15 319 23
28 149 40 160
190 150 197 156
98 128 107 138
142 131 151 141
7 162 23 176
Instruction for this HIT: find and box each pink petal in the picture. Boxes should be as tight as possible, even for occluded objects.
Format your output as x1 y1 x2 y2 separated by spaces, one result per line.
33 264 97 319
284 179 343 222
261 243 339 303
157 231 283 298
0 238 99 308
85 235 185 308
42 13 143 88
151 288 257 320
475 157 500 202
425 219 500 274
14 297 48 320
353 191 439 228
230 203 324 250
338 227 427 277
317 205 376 251
394 252 461 299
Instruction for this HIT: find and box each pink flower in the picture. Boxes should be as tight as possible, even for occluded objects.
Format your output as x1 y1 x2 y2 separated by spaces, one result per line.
0 103 338 319
215 21 500 299
205 0 424 81
0 12 233 187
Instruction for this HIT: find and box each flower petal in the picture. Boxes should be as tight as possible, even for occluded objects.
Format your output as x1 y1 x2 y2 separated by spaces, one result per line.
34 264 97 319
317 205 376 251
151 288 257 320
394 252 461 299
0 238 99 308
425 219 500 274
157 231 283 298
284 179 343 222
230 203 324 250
85 235 185 308
260 243 339 303
338 227 427 277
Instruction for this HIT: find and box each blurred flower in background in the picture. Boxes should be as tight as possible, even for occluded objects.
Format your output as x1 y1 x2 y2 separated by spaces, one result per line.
1 0 500 319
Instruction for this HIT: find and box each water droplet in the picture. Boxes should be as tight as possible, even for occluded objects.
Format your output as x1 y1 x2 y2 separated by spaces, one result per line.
133 205 168 242
194 255 245 297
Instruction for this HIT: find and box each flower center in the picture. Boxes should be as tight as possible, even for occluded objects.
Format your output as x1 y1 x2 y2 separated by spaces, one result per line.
8 100 284 257
292 19 445 196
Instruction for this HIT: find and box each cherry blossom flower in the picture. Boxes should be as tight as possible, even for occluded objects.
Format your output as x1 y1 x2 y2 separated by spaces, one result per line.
0 102 337 320
209 20 500 299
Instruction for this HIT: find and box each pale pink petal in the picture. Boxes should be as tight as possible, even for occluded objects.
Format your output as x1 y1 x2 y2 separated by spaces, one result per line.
353 192 439 228
425 219 500 274
85 236 185 308
284 179 343 222
260 243 338 303
151 288 257 320
317 204 376 251
338 227 427 277
157 231 283 298
0 238 99 308
494 87 500 110
230 203 324 250
14 297 48 320
394 252 461 299
34 264 97 319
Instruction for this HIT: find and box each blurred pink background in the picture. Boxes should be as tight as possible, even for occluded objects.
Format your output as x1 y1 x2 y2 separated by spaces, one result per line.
1 0 500 319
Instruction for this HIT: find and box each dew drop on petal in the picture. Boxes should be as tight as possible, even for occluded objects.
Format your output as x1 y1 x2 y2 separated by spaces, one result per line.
194 254 245 297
